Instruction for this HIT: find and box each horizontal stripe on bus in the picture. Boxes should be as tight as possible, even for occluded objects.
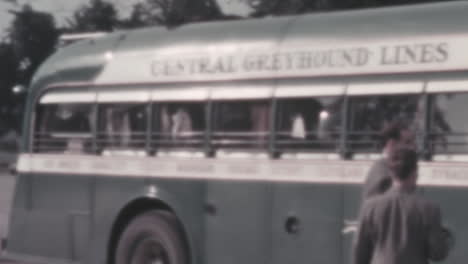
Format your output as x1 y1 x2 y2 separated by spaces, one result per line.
347 81 423 95
40 91 96 104
151 87 209 101
97 89 150 102
16 154 468 187
40 77 468 105
274 83 345 97
427 79 468 93
210 85 273 100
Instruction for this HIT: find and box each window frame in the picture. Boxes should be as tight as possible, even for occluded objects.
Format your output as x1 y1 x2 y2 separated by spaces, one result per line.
33 89 97 154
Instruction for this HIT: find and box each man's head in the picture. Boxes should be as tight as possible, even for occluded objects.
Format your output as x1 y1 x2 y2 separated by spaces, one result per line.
388 147 418 184
381 121 416 155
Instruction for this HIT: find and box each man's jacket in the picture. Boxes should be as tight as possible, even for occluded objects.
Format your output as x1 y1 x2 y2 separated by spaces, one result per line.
354 186 453 264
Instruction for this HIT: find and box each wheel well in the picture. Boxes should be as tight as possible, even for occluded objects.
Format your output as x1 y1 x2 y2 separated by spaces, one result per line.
107 198 190 264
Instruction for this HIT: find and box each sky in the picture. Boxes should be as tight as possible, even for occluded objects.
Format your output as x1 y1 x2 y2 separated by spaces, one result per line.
0 0 251 38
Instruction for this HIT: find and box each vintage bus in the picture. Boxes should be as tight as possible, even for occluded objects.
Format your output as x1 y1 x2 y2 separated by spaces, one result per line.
4 1 468 264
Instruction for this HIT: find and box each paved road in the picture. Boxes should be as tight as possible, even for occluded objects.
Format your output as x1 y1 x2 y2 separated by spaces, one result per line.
0 172 14 243
0 171 17 263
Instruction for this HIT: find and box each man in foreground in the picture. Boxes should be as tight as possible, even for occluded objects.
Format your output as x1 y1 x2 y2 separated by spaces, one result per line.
362 121 416 200
353 148 454 264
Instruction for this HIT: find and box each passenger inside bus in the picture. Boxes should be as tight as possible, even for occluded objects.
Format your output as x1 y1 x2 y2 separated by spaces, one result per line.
170 106 193 138
157 103 205 150
277 97 342 151
430 93 459 153
99 104 147 156
213 101 270 149
53 105 91 153
250 102 270 146
290 113 306 139
34 104 93 153
53 105 91 133
348 95 421 152
104 107 131 148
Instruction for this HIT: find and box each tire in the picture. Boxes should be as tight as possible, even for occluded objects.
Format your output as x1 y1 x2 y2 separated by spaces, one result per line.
115 210 189 264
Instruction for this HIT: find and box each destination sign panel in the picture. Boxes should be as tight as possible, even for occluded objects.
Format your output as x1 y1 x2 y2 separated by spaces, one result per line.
96 35 467 83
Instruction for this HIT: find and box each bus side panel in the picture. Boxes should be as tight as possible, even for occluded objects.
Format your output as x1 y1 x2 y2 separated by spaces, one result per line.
204 181 271 264
148 178 206 264
342 185 362 264
7 173 92 263
7 174 30 255
271 182 343 264
423 186 468 264
90 176 146 264
89 177 205 264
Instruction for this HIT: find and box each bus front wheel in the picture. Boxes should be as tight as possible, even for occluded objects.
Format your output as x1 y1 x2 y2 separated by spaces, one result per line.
115 210 188 264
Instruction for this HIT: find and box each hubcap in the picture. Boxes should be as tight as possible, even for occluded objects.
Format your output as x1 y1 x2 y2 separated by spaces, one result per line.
131 238 169 264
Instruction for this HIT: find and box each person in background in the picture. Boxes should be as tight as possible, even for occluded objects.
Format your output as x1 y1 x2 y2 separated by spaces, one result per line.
353 147 454 264
362 120 416 200
171 106 193 139
54 105 90 133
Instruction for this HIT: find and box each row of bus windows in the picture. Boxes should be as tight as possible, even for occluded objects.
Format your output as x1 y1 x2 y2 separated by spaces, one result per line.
33 93 466 156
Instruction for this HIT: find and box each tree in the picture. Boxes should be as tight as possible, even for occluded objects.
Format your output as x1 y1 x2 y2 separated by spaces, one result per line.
126 0 226 28
184 0 224 22
0 41 18 128
1 0 18 5
3 4 58 131
248 0 308 16
66 0 119 32
247 0 449 17
8 4 58 86
119 3 150 29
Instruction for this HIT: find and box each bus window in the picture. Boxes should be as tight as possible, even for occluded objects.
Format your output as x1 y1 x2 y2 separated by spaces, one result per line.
212 100 270 149
152 102 205 150
34 103 93 153
348 94 422 153
429 93 468 154
97 103 147 155
275 97 343 152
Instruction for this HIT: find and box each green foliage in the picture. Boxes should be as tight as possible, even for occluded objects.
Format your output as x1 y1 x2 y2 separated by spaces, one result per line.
8 4 58 85
247 0 451 17
0 4 58 130
119 3 151 29
66 0 119 32
122 0 226 28
0 41 21 130
0 42 17 107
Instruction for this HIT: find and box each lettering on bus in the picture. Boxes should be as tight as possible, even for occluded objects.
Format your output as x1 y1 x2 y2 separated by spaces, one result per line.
176 163 214 173
143 161 168 174
227 164 259 174
271 165 304 175
150 42 449 78
57 159 80 170
381 43 448 65
430 168 468 182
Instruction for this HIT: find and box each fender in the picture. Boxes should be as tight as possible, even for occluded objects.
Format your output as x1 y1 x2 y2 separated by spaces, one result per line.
88 181 203 264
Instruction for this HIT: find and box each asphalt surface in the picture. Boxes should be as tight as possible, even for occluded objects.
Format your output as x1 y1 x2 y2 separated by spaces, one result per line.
0 171 17 264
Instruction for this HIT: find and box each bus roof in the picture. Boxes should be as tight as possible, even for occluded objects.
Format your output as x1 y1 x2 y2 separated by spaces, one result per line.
31 1 468 93
57 32 107 48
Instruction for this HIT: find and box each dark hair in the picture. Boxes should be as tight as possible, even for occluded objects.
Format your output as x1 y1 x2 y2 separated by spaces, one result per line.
389 148 418 180
380 120 407 144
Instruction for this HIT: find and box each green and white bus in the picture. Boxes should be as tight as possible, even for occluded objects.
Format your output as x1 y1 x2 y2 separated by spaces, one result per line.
5 1 468 264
